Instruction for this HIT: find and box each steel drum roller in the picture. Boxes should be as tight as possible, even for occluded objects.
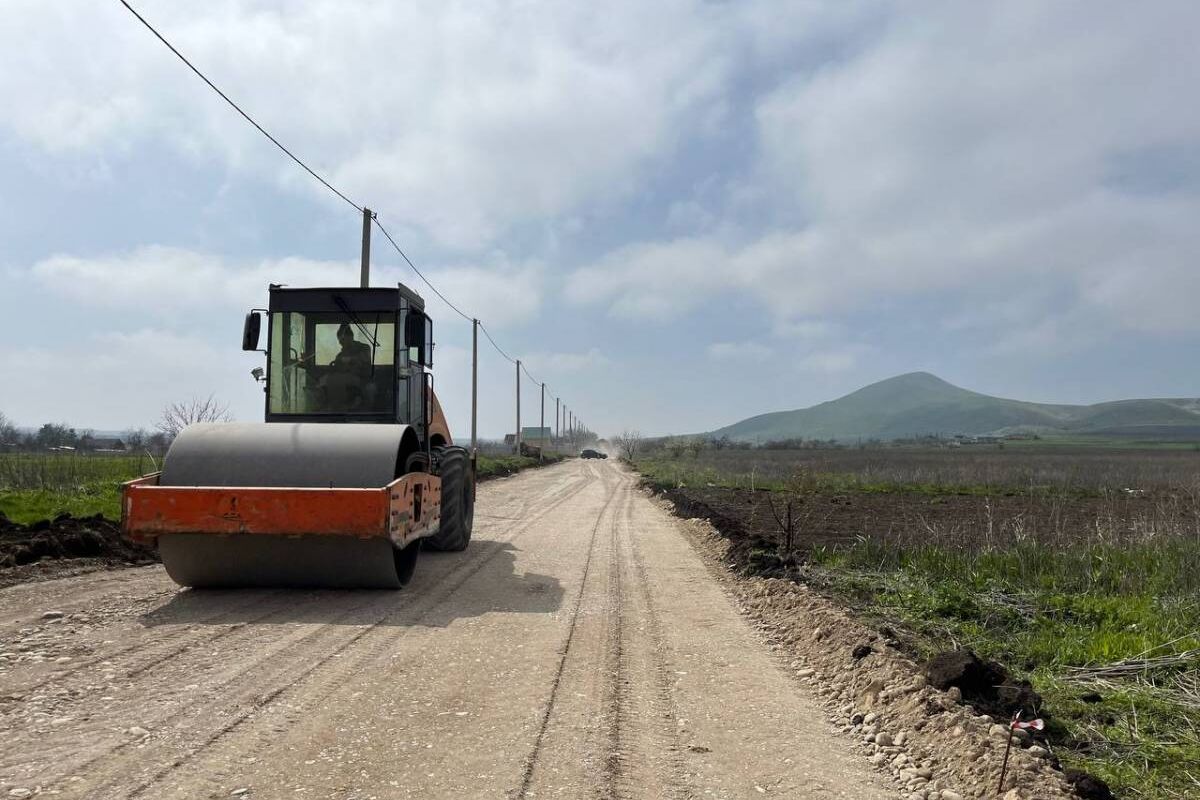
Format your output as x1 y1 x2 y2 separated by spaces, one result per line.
157 422 415 588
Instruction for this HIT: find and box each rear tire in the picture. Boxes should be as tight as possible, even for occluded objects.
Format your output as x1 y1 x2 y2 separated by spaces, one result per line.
427 446 474 551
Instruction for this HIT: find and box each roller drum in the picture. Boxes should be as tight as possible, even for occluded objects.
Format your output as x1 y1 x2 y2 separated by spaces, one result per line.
157 422 415 589
161 422 408 488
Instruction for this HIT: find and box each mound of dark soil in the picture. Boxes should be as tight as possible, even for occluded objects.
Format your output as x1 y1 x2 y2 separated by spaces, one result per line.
0 511 158 574
926 649 1044 720
1064 768 1115 800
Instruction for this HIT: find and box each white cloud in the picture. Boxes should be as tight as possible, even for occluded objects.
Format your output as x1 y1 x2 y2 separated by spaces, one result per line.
523 348 611 374
25 245 542 328
795 345 868 374
567 2 1200 342
0 329 244 430
0 1 765 250
564 237 731 318
708 341 772 362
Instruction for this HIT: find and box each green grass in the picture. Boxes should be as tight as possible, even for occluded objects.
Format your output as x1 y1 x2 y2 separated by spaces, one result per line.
0 486 123 524
476 452 563 480
0 451 564 525
807 540 1200 797
0 453 149 524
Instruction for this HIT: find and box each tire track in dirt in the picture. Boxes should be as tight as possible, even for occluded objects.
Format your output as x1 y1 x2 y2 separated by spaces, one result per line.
137 460 620 799
0 572 167 635
600 477 627 800
511 471 624 799
92 463 602 799
0 589 289 698
0 464 597 794
614 475 693 800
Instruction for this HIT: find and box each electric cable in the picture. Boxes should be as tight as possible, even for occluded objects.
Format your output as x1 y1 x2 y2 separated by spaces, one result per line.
116 0 362 214
478 322 516 364
117 0 589 426
372 218 473 323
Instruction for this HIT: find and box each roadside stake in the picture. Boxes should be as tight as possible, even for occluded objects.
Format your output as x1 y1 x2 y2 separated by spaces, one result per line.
997 711 1044 795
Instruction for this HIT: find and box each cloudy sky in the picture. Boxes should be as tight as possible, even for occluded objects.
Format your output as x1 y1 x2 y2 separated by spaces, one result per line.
2 1 1198 437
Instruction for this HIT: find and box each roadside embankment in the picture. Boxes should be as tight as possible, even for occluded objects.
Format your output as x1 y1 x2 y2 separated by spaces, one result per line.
635 451 1200 799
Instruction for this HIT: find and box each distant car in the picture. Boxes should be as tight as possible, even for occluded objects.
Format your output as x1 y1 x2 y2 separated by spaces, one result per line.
580 449 607 459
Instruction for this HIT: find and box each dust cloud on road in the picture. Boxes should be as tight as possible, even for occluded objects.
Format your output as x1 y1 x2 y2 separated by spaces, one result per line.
0 460 890 799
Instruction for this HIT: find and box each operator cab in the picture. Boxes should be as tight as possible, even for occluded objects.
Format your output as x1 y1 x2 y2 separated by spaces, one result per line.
241 284 432 433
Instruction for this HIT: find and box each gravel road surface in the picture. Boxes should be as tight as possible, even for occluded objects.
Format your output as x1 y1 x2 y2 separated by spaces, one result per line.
0 459 891 799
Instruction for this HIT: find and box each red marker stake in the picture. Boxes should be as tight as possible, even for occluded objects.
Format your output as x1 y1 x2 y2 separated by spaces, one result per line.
996 715 1016 796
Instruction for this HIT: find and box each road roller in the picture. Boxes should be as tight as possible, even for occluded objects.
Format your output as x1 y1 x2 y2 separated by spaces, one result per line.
121 283 475 588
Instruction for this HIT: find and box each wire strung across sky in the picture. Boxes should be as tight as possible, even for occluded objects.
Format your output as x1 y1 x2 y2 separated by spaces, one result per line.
115 0 582 424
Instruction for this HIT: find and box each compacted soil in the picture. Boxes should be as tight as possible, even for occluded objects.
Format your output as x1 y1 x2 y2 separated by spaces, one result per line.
0 460 894 799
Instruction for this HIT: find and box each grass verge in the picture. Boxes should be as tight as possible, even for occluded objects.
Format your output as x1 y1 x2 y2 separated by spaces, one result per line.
804 540 1200 798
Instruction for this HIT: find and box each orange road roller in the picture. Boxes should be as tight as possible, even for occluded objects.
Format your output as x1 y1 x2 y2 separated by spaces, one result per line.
122 283 474 588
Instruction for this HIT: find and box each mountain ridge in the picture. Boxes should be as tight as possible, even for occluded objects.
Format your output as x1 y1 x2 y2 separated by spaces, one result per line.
709 372 1200 442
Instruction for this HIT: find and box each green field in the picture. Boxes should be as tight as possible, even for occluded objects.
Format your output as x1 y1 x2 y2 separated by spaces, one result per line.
635 446 1200 798
0 451 561 525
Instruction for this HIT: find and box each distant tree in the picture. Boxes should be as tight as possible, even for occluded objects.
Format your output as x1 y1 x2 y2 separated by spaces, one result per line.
158 395 233 440
124 428 149 452
77 429 96 451
36 422 77 449
613 429 643 462
0 411 18 445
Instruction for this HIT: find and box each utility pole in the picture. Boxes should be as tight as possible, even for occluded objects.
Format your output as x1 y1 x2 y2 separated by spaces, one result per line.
471 319 478 460
539 383 546 462
359 207 373 288
515 360 522 455
556 397 560 443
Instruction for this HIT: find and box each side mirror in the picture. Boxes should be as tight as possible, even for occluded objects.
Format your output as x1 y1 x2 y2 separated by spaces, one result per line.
405 312 427 364
242 312 262 351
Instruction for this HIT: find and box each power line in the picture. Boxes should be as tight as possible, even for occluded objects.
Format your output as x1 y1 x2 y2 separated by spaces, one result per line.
116 0 588 427
372 218 473 323
520 361 545 390
116 0 362 214
478 322 515 364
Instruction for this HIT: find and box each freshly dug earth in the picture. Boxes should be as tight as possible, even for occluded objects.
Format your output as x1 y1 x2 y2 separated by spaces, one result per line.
0 512 157 588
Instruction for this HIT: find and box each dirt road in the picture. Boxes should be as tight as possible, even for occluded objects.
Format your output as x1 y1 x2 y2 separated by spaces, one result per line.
0 460 891 799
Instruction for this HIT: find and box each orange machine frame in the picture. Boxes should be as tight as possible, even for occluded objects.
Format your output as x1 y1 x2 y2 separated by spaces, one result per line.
122 472 441 549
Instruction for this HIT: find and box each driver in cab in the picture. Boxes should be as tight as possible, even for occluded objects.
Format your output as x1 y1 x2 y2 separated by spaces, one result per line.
331 323 372 377
292 323 373 409
321 323 372 408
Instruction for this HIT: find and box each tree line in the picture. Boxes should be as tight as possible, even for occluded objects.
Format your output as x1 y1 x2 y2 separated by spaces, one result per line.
0 396 232 454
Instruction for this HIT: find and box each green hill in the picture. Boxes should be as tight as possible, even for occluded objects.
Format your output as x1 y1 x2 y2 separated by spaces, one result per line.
710 372 1200 442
